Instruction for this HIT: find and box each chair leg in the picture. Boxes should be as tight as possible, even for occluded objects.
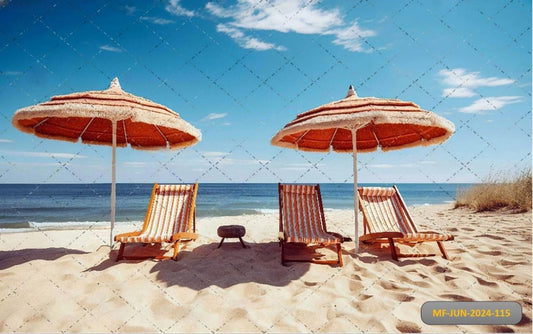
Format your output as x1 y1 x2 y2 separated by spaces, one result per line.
238 237 246 248
218 238 225 248
388 238 399 261
116 243 125 261
172 241 180 261
437 241 449 260
336 243 343 267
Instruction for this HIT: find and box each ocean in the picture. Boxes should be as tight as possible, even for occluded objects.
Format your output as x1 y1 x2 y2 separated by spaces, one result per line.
0 183 471 230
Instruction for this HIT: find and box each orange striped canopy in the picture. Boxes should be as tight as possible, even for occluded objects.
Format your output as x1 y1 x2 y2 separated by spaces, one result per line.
271 86 454 153
12 78 201 150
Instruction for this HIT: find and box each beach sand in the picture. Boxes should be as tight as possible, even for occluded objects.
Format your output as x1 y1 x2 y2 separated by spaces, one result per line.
0 204 531 333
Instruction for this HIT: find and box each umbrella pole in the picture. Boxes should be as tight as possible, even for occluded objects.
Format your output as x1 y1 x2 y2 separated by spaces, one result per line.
352 129 359 253
110 120 117 248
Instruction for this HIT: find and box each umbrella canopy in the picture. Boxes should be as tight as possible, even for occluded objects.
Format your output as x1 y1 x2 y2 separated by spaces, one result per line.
12 78 202 246
271 85 454 252
12 78 201 150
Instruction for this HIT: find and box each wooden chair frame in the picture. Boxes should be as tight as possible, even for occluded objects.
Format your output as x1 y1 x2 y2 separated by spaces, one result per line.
358 185 453 261
278 183 343 266
115 183 198 261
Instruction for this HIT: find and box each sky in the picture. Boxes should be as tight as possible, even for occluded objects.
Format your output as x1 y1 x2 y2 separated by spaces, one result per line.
0 0 531 184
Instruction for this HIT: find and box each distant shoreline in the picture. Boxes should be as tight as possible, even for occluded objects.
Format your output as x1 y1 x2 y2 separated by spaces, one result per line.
0 204 459 233
0 183 465 226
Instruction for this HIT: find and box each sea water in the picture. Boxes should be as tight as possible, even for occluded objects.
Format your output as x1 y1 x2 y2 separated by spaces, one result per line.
0 183 471 229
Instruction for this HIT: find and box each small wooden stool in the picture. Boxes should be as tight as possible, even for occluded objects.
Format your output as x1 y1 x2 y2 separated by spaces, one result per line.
217 225 247 248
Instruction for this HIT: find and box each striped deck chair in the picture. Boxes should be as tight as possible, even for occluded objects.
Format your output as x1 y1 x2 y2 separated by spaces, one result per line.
115 183 198 261
278 183 343 266
358 185 454 261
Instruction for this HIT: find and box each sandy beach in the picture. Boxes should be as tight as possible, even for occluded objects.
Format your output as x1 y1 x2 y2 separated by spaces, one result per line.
0 204 531 333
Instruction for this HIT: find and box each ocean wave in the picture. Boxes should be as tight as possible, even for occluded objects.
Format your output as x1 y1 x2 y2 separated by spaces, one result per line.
0 220 145 232
254 208 279 215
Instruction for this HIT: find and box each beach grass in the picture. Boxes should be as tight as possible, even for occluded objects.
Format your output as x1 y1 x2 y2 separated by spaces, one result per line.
455 168 532 213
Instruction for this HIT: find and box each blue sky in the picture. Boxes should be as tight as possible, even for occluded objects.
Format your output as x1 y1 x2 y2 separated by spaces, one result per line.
0 0 531 184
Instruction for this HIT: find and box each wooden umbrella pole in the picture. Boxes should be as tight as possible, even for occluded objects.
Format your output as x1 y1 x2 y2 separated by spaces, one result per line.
352 128 359 253
110 120 117 248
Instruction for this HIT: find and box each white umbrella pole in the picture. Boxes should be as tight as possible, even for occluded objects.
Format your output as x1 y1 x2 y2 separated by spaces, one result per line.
110 120 117 248
352 129 359 253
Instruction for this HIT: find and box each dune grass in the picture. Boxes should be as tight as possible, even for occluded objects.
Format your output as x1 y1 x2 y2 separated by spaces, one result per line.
455 168 532 213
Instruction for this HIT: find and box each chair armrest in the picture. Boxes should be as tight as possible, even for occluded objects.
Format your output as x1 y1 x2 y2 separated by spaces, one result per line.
114 231 142 241
326 231 345 243
172 232 198 242
359 231 404 242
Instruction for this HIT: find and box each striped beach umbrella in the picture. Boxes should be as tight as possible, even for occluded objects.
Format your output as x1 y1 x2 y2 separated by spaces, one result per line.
271 85 454 253
12 78 201 246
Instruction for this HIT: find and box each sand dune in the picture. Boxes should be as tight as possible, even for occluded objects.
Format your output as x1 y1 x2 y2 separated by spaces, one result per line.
0 204 531 333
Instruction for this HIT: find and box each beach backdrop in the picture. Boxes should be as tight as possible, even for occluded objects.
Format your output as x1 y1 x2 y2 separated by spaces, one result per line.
0 183 470 230
0 0 531 333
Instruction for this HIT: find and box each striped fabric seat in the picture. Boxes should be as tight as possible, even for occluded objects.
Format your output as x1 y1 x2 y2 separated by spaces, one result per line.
278 184 343 266
358 186 453 261
115 183 198 261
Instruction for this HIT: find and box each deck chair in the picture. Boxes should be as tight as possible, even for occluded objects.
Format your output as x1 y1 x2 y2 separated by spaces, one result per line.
278 183 343 266
358 185 454 261
115 183 198 261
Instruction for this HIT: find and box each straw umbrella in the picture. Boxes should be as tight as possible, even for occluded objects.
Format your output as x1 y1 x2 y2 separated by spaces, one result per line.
12 78 201 246
271 85 454 252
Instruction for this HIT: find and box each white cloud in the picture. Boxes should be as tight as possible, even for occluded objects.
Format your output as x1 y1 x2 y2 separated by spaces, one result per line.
280 162 325 170
438 68 515 98
1 151 86 159
140 16 175 25
442 87 476 98
3 71 23 76
165 0 195 17
198 153 270 167
368 164 395 169
0 139 14 143
124 5 136 14
282 166 308 171
99 45 123 53
228 158 270 165
33 152 87 159
202 151 229 157
208 1 340 34
123 161 149 167
368 163 414 169
459 96 522 114
216 24 286 51
330 22 376 52
202 112 228 121
206 0 376 52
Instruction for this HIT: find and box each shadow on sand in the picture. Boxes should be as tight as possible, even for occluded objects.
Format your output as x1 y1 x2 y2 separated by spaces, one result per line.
149 241 317 289
85 240 348 289
84 243 169 271
355 241 451 267
0 247 89 270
